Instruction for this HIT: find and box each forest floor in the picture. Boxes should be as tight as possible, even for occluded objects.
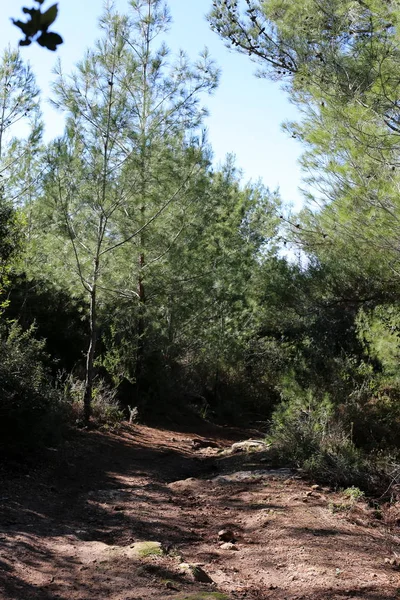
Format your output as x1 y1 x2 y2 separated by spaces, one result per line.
1 421 400 600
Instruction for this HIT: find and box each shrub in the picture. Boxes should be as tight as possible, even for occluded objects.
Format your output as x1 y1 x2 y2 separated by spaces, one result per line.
62 376 124 429
267 382 389 493
267 383 336 466
0 322 67 453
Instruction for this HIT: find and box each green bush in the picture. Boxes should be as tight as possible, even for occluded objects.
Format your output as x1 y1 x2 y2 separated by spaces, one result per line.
267 382 389 492
267 383 336 465
0 322 67 453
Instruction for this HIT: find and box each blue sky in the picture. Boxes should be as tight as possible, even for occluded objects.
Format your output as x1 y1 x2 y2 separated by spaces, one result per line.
4 0 304 209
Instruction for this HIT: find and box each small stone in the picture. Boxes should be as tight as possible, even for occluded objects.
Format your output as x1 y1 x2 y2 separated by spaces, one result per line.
192 439 219 449
164 580 179 590
312 484 322 490
179 563 213 583
218 528 235 542
230 440 268 453
220 542 238 551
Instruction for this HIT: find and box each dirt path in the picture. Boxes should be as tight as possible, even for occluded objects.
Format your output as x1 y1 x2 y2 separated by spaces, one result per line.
0 424 399 599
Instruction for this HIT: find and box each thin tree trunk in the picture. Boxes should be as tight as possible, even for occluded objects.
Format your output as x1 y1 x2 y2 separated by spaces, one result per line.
133 0 151 406
134 237 146 404
84 284 97 424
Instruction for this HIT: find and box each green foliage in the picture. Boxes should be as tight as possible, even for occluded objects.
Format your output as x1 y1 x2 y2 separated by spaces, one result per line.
4 274 87 372
209 0 400 464
0 47 40 305
13 1 63 50
210 0 400 287
0 323 67 452
94 156 281 418
267 383 336 465
357 306 400 377
0 204 21 307
343 486 365 503
267 382 386 491
29 0 220 420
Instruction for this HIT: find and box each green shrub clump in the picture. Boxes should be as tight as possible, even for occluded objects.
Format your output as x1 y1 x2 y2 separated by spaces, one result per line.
267 383 387 493
0 323 67 453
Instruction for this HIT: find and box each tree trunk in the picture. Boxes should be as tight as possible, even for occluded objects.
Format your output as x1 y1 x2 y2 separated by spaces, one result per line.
83 286 97 425
134 249 146 405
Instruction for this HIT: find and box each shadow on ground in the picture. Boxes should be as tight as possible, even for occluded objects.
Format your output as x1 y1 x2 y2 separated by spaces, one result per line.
0 425 224 600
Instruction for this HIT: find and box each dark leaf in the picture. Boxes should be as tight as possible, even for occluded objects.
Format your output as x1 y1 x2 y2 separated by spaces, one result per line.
12 19 36 36
40 4 58 29
37 31 63 51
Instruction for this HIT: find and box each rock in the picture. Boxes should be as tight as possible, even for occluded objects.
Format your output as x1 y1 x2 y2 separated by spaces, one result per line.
128 541 164 558
261 520 269 528
179 562 193 573
212 468 292 483
191 439 220 450
220 542 238 551
168 477 199 491
312 484 322 490
218 528 235 542
164 580 179 590
192 565 214 583
230 440 268 453
179 562 214 583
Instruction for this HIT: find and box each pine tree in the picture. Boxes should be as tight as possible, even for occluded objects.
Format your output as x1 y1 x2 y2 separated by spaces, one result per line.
33 0 218 421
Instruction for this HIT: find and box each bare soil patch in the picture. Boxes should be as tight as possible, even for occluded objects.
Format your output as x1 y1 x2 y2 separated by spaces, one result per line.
0 423 399 599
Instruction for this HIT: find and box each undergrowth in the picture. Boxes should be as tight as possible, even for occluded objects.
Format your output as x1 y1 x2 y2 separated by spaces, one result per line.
266 384 393 495
0 323 68 454
0 321 125 457
61 376 124 429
